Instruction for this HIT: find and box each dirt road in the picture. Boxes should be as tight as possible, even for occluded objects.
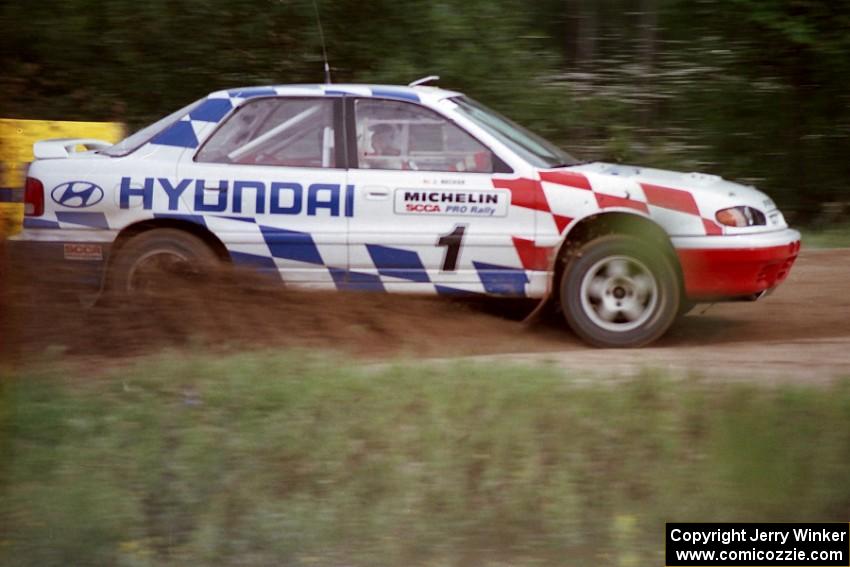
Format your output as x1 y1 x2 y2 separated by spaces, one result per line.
480 248 850 381
3 248 849 380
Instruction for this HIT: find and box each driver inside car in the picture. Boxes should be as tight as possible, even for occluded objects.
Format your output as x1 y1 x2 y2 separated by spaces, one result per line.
370 123 401 157
362 123 419 169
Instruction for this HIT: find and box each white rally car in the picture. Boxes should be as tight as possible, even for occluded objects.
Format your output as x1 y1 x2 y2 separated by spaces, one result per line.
12 83 801 347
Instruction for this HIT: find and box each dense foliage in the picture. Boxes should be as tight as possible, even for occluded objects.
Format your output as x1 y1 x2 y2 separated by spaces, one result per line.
2 0 849 219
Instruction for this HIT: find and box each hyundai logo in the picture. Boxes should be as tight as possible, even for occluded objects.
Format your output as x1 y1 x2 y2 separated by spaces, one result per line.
51 181 104 208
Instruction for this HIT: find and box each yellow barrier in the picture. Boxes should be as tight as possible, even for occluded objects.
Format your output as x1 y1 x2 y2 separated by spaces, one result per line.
0 119 125 236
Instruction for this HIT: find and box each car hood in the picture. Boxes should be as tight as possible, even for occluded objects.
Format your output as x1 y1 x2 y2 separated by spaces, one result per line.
565 161 778 212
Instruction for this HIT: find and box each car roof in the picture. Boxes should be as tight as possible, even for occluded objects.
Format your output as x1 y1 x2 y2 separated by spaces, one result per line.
205 84 461 105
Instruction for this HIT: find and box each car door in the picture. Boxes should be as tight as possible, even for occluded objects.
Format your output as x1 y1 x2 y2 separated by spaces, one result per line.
346 97 533 295
178 96 349 288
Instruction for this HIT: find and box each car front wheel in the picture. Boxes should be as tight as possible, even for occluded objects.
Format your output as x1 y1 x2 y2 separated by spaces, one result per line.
560 235 680 348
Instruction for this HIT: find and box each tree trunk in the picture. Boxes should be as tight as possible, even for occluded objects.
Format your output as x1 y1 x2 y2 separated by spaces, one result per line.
565 0 596 71
638 0 658 126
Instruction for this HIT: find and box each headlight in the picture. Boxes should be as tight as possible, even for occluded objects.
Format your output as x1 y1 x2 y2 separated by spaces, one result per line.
715 206 766 227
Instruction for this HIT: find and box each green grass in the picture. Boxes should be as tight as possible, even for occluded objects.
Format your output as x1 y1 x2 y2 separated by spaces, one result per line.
801 223 850 249
3 352 850 566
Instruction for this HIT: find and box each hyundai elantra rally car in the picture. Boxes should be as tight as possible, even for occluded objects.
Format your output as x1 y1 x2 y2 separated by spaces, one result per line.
11 83 801 347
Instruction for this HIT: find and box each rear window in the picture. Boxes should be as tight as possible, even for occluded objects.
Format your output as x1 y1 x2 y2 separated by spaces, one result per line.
102 98 203 157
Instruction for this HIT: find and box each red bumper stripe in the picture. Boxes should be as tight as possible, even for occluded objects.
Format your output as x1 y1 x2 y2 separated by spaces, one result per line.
677 240 801 299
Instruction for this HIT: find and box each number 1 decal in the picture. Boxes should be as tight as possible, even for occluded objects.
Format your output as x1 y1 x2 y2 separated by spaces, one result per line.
437 224 466 271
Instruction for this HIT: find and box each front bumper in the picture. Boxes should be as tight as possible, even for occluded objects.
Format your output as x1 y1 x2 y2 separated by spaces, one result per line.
672 228 801 300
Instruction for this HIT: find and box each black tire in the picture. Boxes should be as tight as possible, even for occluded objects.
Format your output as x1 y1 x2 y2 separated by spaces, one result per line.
109 229 220 296
677 299 697 318
560 234 680 348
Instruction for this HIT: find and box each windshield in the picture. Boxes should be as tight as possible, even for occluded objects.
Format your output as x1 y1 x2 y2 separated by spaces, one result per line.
102 98 203 157
449 96 578 168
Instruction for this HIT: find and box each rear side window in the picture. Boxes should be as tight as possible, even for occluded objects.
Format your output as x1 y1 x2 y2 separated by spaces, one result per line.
196 98 337 168
354 98 494 173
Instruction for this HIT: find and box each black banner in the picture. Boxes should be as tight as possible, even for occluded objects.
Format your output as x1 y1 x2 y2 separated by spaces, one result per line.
666 523 850 566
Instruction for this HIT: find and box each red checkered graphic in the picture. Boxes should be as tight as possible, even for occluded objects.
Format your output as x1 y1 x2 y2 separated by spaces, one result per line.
539 170 593 191
512 236 555 271
702 219 724 235
594 193 649 214
496 171 727 267
539 172 725 237
492 177 550 212
640 182 699 215
639 181 725 234
552 214 573 233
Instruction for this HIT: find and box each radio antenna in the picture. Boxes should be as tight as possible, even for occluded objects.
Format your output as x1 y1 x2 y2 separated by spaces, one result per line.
311 0 332 84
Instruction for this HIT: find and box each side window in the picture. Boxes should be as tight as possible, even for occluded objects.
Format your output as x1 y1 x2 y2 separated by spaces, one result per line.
354 99 493 173
196 98 336 168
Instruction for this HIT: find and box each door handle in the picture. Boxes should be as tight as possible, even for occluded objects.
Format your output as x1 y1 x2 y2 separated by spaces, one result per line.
365 187 390 200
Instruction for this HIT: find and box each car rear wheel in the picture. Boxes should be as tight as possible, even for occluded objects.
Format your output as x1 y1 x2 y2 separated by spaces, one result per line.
560 235 679 348
110 229 220 297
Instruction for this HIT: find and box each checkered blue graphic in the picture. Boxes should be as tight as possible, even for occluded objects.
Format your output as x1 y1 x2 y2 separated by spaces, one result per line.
203 214 531 296
23 218 61 229
150 120 201 149
366 244 429 283
26 211 110 230
55 211 109 230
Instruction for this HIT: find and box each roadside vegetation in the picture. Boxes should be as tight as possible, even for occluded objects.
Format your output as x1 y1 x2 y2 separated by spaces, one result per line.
801 224 850 249
3 351 850 566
